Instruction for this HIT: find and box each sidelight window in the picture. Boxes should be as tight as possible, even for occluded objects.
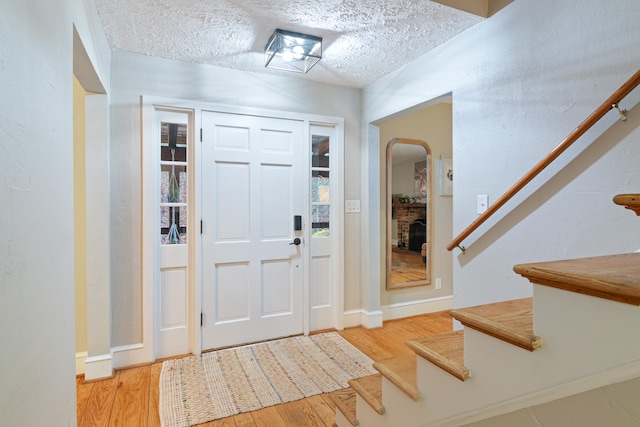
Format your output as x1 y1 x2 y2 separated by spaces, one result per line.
311 135 331 237
160 122 188 244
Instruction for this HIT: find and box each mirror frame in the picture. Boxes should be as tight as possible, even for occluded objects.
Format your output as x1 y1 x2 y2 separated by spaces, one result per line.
386 138 432 290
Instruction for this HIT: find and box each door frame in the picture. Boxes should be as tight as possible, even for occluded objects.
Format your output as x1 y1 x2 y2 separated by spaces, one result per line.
142 96 344 360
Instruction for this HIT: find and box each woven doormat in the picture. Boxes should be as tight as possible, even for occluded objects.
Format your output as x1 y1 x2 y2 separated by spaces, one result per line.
159 332 376 427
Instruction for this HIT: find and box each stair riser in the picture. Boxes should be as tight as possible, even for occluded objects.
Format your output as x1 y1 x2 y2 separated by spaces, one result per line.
415 357 473 422
533 285 640 372
335 408 354 427
356 396 388 427
379 377 430 427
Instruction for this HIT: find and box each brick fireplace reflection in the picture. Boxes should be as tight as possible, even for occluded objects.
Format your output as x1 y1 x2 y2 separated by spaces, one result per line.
394 202 426 251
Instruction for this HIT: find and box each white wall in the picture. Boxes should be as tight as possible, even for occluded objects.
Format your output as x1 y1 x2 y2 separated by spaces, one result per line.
0 0 108 424
109 51 363 346
363 0 640 312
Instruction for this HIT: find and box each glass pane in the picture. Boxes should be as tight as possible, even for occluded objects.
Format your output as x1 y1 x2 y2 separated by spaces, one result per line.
160 121 188 245
312 135 330 168
161 145 186 162
161 122 188 161
160 206 187 245
161 165 187 203
311 171 330 203
312 228 330 237
311 204 330 237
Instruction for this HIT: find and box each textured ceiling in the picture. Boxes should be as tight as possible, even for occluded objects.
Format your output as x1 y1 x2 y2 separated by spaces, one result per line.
93 0 485 88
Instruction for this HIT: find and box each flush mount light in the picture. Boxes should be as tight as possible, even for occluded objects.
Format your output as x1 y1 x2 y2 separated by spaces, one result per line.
265 29 322 73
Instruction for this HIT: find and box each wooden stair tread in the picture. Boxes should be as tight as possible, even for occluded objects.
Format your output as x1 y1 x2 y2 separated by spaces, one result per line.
450 298 541 352
329 387 358 426
406 330 469 381
613 194 640 216
348 374 385 415
373 355 421 401
514 253 640 306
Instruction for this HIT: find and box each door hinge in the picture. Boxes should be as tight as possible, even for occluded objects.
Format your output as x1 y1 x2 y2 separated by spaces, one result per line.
200 127 203 142
200 312 203 327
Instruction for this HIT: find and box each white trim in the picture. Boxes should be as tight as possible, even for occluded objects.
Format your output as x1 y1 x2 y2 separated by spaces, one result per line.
332 119 346 331
362 310 384 328
342 309 365 329
75 351 88 376
344 309 385 329
84 353 113 380
111 343 146 369
381 296 453 321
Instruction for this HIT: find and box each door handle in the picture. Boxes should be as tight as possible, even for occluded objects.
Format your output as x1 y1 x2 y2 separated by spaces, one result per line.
289 238 301 246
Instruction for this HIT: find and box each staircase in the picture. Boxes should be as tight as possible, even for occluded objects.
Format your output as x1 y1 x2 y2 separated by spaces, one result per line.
331 195 640 426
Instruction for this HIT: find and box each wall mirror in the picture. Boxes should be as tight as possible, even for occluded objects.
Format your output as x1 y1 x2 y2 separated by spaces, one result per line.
386 139 432 290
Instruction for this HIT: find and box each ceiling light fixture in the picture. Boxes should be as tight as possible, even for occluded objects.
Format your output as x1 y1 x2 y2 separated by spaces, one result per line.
265 29 322 74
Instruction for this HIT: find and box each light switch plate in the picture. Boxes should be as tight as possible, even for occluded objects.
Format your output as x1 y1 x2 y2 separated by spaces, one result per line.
346 200 361 213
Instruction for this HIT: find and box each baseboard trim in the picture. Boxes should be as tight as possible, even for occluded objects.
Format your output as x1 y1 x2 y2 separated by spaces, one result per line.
112 343 149 370
343 309 363 328
381 295 453 321
343 309 384 329
84 353 113 381
75 351 88 376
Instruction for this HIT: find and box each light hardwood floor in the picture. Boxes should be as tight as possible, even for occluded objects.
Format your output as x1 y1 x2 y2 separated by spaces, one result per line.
390 248 426 285
76 311 453 427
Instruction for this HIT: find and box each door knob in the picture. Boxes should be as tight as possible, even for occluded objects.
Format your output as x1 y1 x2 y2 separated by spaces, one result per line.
289 238 301 246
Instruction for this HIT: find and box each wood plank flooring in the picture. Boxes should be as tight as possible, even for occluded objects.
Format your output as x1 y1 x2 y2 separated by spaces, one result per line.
76 310 453 427
390 248 426 285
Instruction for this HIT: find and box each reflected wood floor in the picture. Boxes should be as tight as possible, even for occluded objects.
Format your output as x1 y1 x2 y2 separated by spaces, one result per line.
391 247 426 285
76 311 453 427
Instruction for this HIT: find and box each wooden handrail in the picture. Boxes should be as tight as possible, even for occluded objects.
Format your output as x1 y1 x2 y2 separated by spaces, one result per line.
447 69 640 252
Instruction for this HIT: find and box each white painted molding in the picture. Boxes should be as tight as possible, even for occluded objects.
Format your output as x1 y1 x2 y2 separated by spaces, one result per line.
111 343 148 370
342 309 386 329
342 309 383 329
75 351 88 376
342 298 452 331
361 310 384 329
343 309 365 328
382 295 453 321
344 310 382 329
84 353 113 381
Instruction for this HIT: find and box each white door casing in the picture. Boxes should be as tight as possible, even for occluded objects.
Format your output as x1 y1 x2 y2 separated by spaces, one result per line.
200 111 305 350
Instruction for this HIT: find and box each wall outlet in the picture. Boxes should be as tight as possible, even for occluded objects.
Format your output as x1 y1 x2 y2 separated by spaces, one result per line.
477 195 488 214
435 277 442 290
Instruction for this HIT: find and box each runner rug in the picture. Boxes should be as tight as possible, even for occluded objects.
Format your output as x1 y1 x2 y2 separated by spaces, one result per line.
159 332 377 427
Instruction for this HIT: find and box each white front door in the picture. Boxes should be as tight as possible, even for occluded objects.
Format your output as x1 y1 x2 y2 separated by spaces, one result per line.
201 111 305 350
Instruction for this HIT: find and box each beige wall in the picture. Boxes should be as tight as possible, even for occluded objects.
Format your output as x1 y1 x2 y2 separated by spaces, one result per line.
74 75 88 354
378 102 453 308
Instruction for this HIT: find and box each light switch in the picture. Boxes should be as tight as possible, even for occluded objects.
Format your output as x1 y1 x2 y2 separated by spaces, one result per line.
477 195 488 214
346 200 361 213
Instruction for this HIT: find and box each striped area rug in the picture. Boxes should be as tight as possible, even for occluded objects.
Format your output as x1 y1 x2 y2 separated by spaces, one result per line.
159 332 377 427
